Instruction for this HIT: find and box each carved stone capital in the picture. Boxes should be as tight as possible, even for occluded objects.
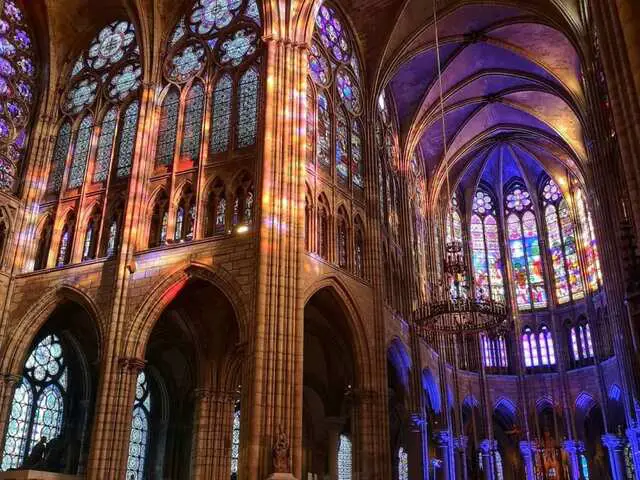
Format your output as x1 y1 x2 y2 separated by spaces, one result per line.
118 357 146 373
519 440 538 457
409 412 426 432
454 435 468 452
561 439 584 455
435 429 452 447
602 433 626 451
479 439 497 454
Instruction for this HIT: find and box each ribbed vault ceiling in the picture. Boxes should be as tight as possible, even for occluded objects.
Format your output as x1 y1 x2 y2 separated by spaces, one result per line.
377 1 586 202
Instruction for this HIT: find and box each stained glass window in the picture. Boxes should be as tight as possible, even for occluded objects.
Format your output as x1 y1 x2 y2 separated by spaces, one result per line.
398 447 408 480
310 3 363 194
580 454 589 480
542 179 584 303
1 334 67 471
56 226 71 266
575 188 602 291
0 0 38 192
355 227 364 277
68 115 94 188
216 197 227 233
236 68 259 148
482 335 508 369
338 434 352 480
94 108 118 182
155 89 180 166
539 326 556 366
506 183 547 310
167 43 205 82
316 93 331 168
126 371 151 480
471 190 504 302
116 100 139 177
57 20 140 188
175 207 185 241
495 450 504 480
351 120 363 189
211 75 232 154
48 122 72 192
83 221 94 260
336 108 349 183
570 321 595 361
106 219 118 256
231 401 240 478
338 219 347 267
181 83 205 161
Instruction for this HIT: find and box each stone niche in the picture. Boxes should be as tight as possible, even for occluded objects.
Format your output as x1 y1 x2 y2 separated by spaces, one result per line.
0 471 81 480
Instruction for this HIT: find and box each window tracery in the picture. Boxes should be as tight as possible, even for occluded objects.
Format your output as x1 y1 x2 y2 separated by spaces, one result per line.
308 3 364 193
505 181 547 310
522 325 556 368
1 334 67 470
126 371 151 480
542 179 584 304
0 0 38 193
149 191 169 247
569 317 594 363
231 400 240 478
574 188 602 291
470 188 505 302
337 433 352 480
398 446 408 480
56 212 76 266
482 335 508 369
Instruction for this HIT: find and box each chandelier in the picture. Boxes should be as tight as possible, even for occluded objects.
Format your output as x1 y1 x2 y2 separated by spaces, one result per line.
411 0 509 338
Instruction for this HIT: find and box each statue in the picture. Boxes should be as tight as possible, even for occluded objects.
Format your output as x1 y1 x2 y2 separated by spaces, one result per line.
43 436 66 472
22 436 47 469
272 425 290 473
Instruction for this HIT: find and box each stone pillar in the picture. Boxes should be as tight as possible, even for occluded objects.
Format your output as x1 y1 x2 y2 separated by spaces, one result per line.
602 433 627 480
408 412 427 480
325 417 345 480
627 426 640 480
454 435 468 480
479 439 496 480
519 441 537 480
561 440 583 480
87 357 144 479
191 388 237 478
243 37 306 480
435 430 453 480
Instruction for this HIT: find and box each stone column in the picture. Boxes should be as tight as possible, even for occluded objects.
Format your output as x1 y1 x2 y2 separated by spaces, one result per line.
325 417 345 480
243 37 306 480
519 441 537 480
602 433 627 480
627 426 640 480
562 440 584 480
479 439 496 480
87 357 144 479
454 435 468 480
408 412 427 480
435 430 453 480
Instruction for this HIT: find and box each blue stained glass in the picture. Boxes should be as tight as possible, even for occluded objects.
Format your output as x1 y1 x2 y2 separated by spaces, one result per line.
0 57 15 76
64 78 97 114
180 83 205 161
189 0 243 35
126 371 151 480
116 100 139 177
336 108 349 183
2 334 67 470
398 447 409 480
155 89 179 166
68 115 93 188
218 28 258 67
351 120 363 189
93 108 117 182
168 43 205 82
338 434 352 480
336 69 360 114
108 62 141 100
48 122 72 192
231 402 240 476
244 0 261 25
87 21 135 71
236 67 259 148
210 75 232 153
315 5 350 63
309 43 330 86
316 93 330 167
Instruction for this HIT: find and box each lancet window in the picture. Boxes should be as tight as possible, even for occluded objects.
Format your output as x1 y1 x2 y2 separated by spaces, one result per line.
505 181 547 310
126 371 151 480
541 179 584 304
574 188 602 292
0 1 38 193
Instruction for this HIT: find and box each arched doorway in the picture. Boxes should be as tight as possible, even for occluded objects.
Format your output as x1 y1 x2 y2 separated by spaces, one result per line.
129 278 243 479
1 300 100 474
302 287 358 480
